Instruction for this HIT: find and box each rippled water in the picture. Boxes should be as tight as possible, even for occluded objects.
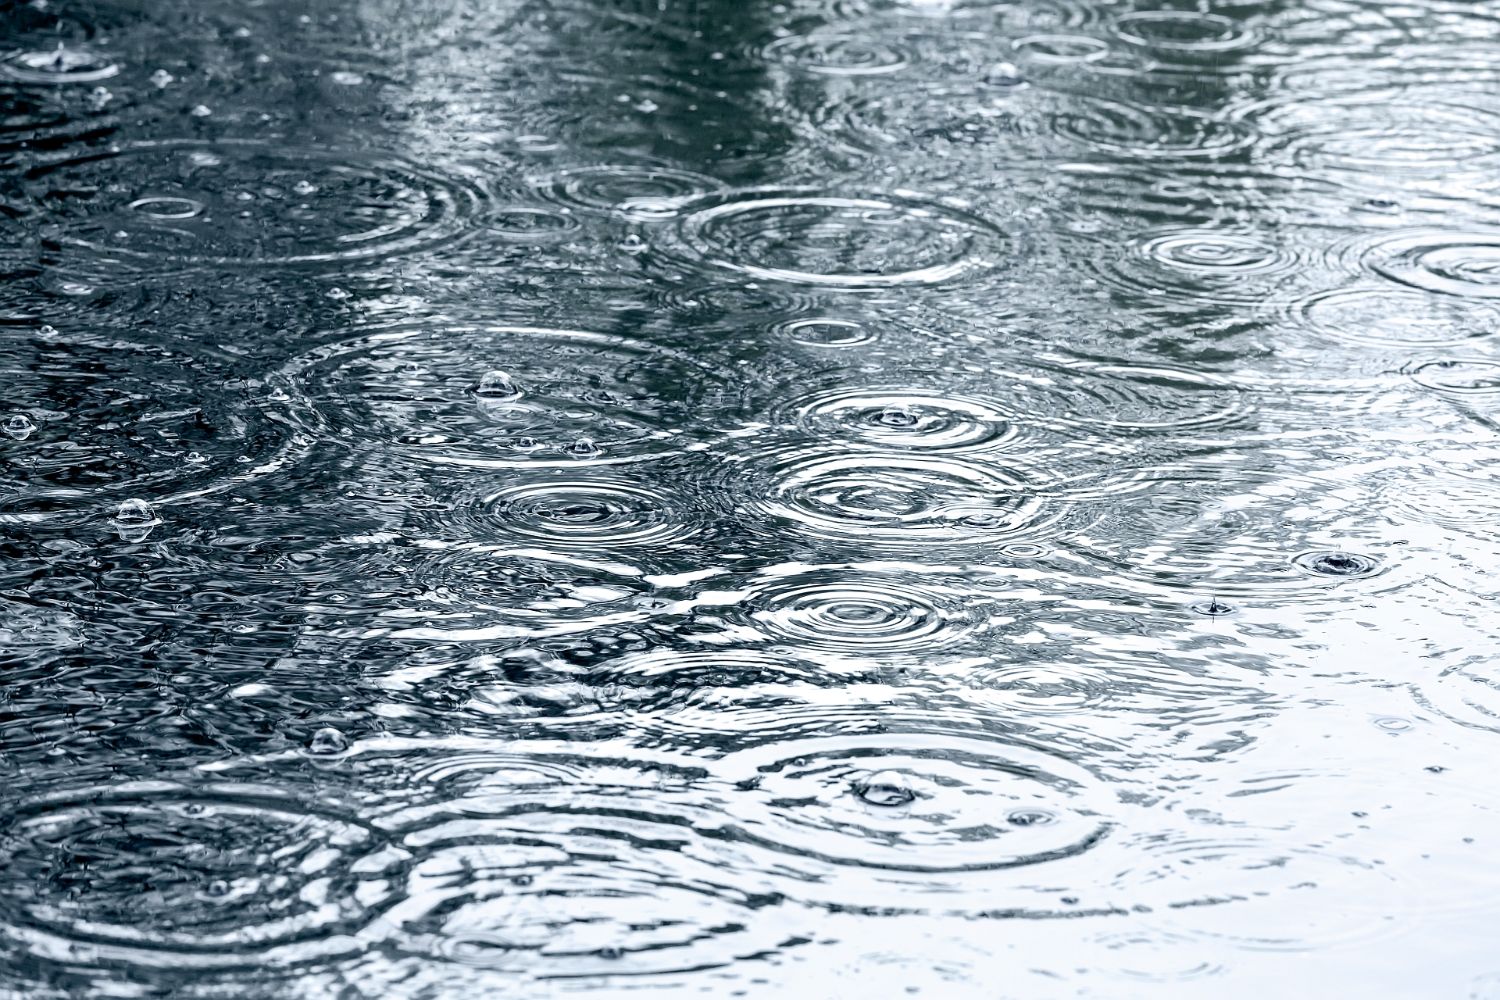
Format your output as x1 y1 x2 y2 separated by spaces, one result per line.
3 0 1500 995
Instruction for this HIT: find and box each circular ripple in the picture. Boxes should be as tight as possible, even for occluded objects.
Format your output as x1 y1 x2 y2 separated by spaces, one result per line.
376 548 650 642
789 386 1017 452
536 164 725 221
283 323 734 469
487 206 581 243
1012 33 1112 63
738 568 988 655
669 190 1006 288
1095 227 1301 305
742 447 1064 547
0 781 400 968
775 317 879 348
1408 358 1500 396
1113 11 1253 52
1055 463 1401 599
1359 230 1500 299
25 139 484 266
762 31 910 75
461 475 697 551
1237 95 1500 178
1054 99 1252 159
0 47 120 84
378 748 795 981
1293 286 1500 347
714 733 1109 872
0 327 308 522
997 360 1249 433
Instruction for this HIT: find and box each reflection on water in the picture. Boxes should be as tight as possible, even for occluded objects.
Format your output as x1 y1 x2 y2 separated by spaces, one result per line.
4 0 1500 995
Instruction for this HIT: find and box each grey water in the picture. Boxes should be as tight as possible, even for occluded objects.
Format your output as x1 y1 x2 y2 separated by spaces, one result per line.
2 0 1499 996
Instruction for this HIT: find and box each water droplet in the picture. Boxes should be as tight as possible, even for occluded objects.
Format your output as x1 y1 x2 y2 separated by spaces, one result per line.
5 414 36 441
565 437 602 459
473 370 521 401
306 727 349 755
1293 550 1381 578
852 769 917 807
1008 808 1057 827
1190 598 1235 617
618 233 649 255
190 104 212 118
875 405 920 428
985 61 1026 87
114 498 157 526
149 68 174 88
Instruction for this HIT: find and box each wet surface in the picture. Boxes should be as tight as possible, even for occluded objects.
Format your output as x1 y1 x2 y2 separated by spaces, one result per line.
3 0 1500 996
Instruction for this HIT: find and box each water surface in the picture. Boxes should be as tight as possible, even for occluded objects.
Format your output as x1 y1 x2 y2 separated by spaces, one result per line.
3 0 1500 996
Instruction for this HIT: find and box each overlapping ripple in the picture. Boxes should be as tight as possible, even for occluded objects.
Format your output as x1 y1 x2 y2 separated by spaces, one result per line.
283 323 738 468
23 140 485 266
663 189 1008 287
0 780 402 971
0 325 309 522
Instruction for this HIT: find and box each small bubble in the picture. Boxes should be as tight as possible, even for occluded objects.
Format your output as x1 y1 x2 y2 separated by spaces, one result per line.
852 769 917 807
149 68 174 88
190 104 212 117
565 437 602 459
985 61 1026 87
325 287 351 301
293 180 318 195
1007 808 1056 827
306 727 348 755
874 405 920 428
114 498 157 526
617 233 648 255
473 370 521 401
1294 550 1380 578
5 414 36 441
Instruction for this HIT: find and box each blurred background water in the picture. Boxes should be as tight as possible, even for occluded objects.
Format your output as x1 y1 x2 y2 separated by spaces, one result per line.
3 0 1500 996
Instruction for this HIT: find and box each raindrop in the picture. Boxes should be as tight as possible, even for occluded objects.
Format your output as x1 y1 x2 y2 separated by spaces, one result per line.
114 498 157 526
875 405 920 428
473 370 521 401
566 438 602 459
4 414 36 441
306 727 349 755
1293 550 1381 578
1007 808 1057 827
985 61 1026 87
1190 598 1235 617
852 769 918 807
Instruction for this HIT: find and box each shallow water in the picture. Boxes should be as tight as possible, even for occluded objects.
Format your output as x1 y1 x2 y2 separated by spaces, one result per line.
2 0 1500 996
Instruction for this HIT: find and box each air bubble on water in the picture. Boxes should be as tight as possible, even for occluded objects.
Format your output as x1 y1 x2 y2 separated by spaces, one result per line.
190 104 212 117
565 437 602 458
4 414 35 441
473 370 521 401
112 498 159 541
618 233 649 255
875 405 920 428
852 769 917 807
114 498 158 526
326 287 351 301
307 726 349 755
293 180 318 195
149 68 174 88
985 61 1026 87
1008 808 1057 827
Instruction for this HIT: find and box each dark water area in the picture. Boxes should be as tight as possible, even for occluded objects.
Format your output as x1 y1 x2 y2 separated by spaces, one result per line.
3 0 1500 995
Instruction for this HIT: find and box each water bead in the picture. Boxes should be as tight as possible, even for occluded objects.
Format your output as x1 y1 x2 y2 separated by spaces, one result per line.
306 727 349 755
852 769 918 807
114 498 158 526
473 370 521 401
4 415 35 441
